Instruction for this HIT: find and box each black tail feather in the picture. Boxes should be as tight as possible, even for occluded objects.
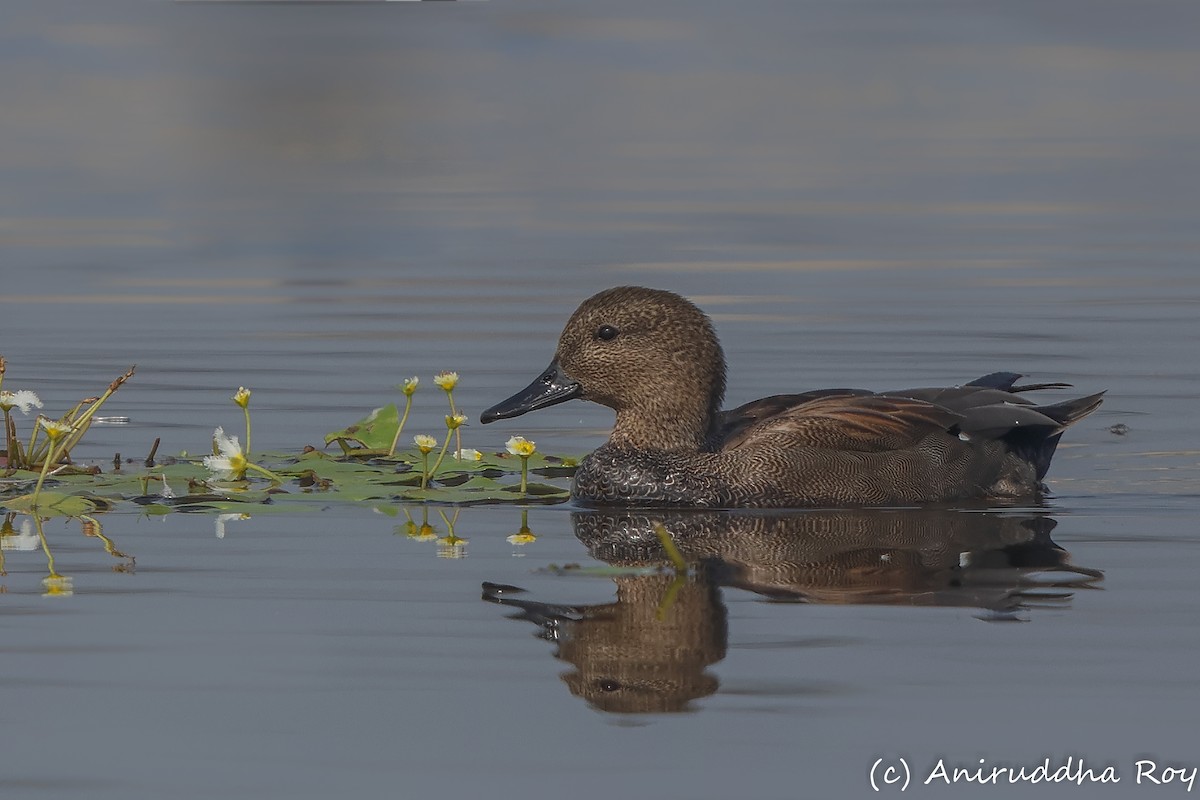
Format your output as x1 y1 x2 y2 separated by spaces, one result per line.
1001 391 1105 480
966 371 1075 394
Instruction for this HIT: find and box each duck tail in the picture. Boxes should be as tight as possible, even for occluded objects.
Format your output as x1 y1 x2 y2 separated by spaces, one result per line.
965 371 1075 394
1032 391 1107 428
1013 391 1106 480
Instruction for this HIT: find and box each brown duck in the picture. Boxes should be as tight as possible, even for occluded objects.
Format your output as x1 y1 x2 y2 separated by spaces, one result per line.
480 287 1104 508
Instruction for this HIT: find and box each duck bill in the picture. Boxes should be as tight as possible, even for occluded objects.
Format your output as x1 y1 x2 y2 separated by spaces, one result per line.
480 361 582 423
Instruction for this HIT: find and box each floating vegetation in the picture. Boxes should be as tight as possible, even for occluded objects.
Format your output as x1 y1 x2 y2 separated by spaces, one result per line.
2 360 137 515
0 361 578 520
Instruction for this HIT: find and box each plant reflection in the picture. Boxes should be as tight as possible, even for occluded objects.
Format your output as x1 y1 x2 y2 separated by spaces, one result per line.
0 511 135 594
506 508 537 553
398 505 439 542
435 507 468 558
483 508 1103 714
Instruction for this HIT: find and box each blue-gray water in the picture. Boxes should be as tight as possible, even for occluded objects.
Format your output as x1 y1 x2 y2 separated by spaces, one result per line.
2 2 1199 798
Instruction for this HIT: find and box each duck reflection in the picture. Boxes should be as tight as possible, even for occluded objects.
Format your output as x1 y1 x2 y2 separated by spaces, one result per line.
483 509 1102 714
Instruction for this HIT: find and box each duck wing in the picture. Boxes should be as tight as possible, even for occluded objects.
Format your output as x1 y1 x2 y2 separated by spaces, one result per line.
715 373 1104 466
712 388 871 445
881 373 1105 480
884 373 1105 439
718 393 962 453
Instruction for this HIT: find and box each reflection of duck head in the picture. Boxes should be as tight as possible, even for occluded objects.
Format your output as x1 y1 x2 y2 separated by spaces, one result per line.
484 573 725 714
484 509 1102 714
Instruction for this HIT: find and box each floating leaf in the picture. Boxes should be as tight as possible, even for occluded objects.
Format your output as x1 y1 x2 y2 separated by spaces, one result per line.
5 491 98 517
324 404 400 452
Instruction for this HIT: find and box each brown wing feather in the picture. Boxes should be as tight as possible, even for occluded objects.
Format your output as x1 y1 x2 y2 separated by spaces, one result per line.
721 394 962 453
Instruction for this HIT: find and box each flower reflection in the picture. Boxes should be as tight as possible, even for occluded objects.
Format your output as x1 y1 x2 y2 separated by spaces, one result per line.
0 518 40 552
399 506 439 542
436 508 467 558
410 524 438 542
507 509 537 554
215 512 250 539
42 574 74 597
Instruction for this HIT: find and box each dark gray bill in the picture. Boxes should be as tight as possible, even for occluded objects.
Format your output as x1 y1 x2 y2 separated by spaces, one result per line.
480 361 582 423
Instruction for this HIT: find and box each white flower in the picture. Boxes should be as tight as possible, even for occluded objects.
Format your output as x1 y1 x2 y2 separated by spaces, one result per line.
505 436 536 457
413 434 438 454
0 390 43 414
38 417 74 440
203 426 248 479
400 376 419 396
454 448 483 461
233 386 252 408
445 413 468 430
433 371 459 391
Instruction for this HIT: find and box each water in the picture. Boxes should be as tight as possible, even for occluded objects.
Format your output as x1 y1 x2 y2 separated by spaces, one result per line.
2 2 1199 798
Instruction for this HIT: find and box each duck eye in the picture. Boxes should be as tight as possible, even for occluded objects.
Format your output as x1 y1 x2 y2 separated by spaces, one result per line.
595 325 619 341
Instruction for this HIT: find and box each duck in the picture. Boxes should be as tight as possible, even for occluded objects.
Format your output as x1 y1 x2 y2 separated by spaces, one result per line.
480 286 1104 508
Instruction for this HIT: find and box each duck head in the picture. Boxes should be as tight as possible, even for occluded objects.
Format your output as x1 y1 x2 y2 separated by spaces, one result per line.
481 287 727 451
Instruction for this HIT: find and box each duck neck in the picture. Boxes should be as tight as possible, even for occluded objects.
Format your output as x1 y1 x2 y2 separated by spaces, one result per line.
608 396 714 452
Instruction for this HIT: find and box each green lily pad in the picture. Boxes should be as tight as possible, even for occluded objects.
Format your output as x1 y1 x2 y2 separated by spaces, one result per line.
4 491 98 517
324 404 401 452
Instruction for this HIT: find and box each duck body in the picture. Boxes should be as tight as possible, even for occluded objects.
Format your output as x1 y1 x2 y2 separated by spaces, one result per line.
481 287 1103 509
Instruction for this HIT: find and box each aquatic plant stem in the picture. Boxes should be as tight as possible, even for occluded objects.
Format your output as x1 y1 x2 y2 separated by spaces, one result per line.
421 450 430 489
657 574 687 620
30 438 65 507
653 523 688 573
519 455 529 495
652 523 689 620
245 462 284 484
243 405 252 458
35 516 59 577
81 515 131 562
25 424 41 467
445 389 462 464
436 507 465 547
437 507 461 535
388 394 414 457
2 409 13 469
57 366 136 457
427 434 453 487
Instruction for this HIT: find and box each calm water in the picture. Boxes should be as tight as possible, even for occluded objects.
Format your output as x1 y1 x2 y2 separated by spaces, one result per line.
2 2 1199 798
